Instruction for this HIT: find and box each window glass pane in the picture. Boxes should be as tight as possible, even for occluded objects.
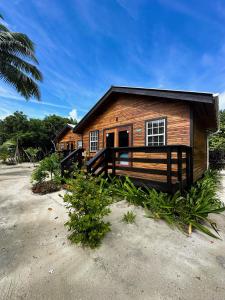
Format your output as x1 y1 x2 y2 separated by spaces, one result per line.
159 127 164 134
158 135 164 143
153 127 158 135
148 136 153 145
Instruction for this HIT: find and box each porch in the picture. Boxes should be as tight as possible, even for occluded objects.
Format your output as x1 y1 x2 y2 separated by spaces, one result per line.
61 145 193 193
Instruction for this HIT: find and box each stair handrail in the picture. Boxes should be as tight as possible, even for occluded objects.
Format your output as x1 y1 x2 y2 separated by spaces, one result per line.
61 148 83 166
86 148 108 171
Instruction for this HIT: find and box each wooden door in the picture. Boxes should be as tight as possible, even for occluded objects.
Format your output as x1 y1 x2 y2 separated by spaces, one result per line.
117 125 132 166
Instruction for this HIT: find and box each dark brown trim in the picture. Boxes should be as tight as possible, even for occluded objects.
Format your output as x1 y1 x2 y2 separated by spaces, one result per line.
190 107 194 147
54 124 75 142
74 86 216 133
145 117 167 146
102 123 133 148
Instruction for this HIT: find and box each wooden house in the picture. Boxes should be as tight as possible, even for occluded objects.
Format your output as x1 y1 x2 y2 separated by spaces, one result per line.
54 123 81 156
61 86 219 192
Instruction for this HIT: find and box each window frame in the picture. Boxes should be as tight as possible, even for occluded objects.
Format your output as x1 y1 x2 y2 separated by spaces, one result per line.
89 130 99 152
145 117 167 146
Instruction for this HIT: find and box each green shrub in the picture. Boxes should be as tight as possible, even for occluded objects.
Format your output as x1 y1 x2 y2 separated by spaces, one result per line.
25 147 41 164
64 171 112 248
114 171 225 239
122 211 136 224
32 153 61 183
0 140 16 163
113 176 148 206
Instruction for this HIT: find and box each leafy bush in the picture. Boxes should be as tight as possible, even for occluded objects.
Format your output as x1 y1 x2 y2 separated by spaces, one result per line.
0 140 16 163
25 147 41 164
113 176 148 206
64 171 112 248
122 211 136 224
32 153 61 183
113 171 225 239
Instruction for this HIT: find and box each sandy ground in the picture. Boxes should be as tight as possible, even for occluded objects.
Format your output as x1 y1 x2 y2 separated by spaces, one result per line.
0 163 225 300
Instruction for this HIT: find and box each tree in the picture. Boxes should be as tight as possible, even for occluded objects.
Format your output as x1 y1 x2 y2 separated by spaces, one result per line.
0 111 77 156
0 14 42 100
209 110 225 151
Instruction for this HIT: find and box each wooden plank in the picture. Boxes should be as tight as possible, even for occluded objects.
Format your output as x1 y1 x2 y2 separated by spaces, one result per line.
115 165 177 176
167 148 172 185
114 157 186 164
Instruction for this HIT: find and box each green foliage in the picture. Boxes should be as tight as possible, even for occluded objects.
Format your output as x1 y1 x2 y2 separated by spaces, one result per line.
113 171 225 239
113 176 148 206
64 171 112 248
0 139 16 163
0 111 77 156
0 14 42 100
32 153 61 183
25 147 41 163
209 110 225 151
122 211 136 224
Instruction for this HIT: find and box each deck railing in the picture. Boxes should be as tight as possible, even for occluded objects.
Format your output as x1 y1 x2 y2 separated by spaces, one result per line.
87 145 193 192
61 148 83 176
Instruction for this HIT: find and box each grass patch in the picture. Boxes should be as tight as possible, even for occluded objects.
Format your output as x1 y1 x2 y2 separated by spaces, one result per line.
122 211 136 224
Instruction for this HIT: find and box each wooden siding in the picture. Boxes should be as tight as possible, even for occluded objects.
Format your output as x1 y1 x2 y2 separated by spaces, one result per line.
82 94 191 153
56 129 81 151
80 94 191 184
192 111 207 181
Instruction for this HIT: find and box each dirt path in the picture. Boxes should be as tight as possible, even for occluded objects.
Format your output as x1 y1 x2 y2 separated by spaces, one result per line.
0 163 225 300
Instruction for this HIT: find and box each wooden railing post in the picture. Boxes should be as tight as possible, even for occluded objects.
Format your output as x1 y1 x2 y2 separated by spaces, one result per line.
77 148 83 169
111 148 116 176
177 147 183 191
189 147 193 185
167 147 172 187
185 147 193 188
105 148 108 176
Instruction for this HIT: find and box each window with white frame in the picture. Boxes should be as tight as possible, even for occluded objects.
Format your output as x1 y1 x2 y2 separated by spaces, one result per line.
90 130 99 151
146 118 166 146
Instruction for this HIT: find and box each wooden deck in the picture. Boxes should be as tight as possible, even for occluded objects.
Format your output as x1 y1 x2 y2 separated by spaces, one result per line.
61 145 193 193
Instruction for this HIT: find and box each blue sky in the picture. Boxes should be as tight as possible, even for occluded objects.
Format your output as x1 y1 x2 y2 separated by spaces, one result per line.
0 0 225 120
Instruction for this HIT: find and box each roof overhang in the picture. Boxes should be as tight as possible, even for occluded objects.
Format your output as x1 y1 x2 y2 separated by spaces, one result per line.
74 86 219 133
54 123 75 142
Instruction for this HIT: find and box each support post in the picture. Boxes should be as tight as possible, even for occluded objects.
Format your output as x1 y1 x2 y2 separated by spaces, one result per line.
167 148 172 188
105 148 109 176
112 148 116 177
177 147 183 191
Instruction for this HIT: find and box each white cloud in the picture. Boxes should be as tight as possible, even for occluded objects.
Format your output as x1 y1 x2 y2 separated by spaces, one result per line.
69 108 82 122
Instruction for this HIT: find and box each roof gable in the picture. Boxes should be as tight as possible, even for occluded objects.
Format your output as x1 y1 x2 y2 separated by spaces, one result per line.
54 123 75 142
74 86 219 133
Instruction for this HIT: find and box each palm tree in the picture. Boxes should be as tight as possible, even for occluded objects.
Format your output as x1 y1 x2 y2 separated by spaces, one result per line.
0 14 42 100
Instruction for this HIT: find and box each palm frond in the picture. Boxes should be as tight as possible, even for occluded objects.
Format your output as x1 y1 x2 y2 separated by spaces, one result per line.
0 38 37 63
0 62 41 100
0 52 42 81
0 24 9 32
